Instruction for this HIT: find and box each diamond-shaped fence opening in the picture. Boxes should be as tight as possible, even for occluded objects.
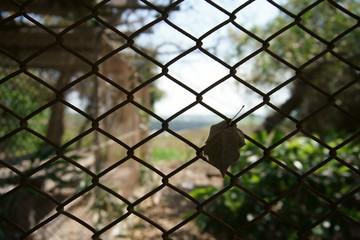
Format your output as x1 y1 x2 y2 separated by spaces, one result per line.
1 0 359 239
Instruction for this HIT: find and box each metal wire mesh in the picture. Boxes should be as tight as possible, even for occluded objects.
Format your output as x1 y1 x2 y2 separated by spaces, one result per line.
0 0 359 239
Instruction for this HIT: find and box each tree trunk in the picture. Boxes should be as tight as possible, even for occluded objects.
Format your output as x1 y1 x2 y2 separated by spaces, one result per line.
261 54 360 134
263 81 305 132
46 71 71 145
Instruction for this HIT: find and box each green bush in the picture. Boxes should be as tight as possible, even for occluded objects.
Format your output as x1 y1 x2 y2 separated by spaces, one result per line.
189 130 359 240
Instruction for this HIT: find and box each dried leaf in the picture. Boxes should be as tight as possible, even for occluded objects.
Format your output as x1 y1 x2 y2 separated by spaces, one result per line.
204 121 245 176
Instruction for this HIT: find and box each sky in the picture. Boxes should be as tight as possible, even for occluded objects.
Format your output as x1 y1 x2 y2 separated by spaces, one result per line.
64 1 285 118
135 0 282 117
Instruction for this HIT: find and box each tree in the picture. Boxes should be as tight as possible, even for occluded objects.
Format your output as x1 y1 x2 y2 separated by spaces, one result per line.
0 0 169 156
0 1 174 238
234 0 360 135
188 2 360 239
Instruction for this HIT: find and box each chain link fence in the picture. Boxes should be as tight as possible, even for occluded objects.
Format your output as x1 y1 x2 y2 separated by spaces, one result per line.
0 0 359 239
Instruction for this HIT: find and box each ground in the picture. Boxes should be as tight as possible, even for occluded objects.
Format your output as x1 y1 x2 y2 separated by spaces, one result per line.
127 160 223 240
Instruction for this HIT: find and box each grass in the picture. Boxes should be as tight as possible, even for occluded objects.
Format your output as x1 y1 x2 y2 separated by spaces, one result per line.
151 148 186 162
149 127 209 163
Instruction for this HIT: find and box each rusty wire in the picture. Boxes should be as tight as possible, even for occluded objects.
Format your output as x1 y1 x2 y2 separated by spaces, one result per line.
0 0 359 239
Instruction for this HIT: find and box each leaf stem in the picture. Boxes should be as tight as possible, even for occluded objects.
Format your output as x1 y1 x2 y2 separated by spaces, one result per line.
229 105 244 126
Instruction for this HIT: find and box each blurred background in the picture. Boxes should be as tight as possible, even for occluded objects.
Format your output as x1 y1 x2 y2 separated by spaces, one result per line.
0 0 359 239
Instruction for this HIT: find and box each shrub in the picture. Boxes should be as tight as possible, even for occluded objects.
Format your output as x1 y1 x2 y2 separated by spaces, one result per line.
189 130 359 239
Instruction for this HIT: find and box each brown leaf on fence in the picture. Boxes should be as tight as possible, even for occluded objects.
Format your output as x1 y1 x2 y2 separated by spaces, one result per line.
203 120 245 176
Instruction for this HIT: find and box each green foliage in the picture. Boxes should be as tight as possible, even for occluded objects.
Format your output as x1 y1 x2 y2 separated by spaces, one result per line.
235 0 360 77
149 84 165 106
0 73 51 157
189 131 360 239
232 0 360 133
